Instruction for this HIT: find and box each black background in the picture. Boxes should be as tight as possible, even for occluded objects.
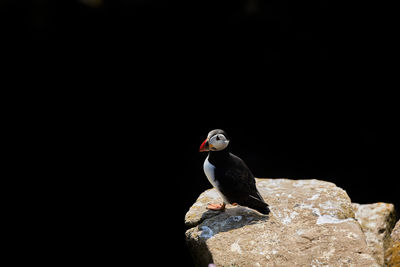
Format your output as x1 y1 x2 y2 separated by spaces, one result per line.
3 0 397 266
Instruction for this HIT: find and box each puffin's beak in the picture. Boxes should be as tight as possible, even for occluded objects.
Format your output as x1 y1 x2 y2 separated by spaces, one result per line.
199 138 210 152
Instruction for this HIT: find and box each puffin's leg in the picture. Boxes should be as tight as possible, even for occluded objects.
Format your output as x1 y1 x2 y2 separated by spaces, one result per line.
206 202 226 211
231 203 238 206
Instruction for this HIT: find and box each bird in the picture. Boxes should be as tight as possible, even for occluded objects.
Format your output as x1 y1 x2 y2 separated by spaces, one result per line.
199 129 270 215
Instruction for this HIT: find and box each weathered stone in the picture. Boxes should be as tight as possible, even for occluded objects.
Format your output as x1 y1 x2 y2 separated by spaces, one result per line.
385 220 400 266
185 178 380 267
185 189 225 228
352 202 396 265
392 220 400 243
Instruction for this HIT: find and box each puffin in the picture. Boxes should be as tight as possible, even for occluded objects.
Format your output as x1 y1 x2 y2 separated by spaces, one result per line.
199 129 270 215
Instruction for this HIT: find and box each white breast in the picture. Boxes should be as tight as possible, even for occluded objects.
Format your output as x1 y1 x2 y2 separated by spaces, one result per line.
203 156 228 203
204 156 218 188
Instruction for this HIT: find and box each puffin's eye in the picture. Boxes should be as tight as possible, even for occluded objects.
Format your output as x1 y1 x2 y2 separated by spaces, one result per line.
216 135 220 141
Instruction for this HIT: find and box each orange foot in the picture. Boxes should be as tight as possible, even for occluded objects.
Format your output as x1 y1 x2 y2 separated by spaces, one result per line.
231 203 238 206
206 203 226 211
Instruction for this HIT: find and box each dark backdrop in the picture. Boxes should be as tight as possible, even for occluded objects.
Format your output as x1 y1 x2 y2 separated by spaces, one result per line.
3 1 397 266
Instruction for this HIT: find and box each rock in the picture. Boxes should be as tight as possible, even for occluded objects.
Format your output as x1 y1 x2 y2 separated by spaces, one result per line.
352 202 396 265
385 220 400 266
392 220 400 243
185 189 225 228
185 178 380 267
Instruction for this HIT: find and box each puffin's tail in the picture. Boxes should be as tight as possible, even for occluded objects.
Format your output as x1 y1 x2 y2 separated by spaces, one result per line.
247 195 270 215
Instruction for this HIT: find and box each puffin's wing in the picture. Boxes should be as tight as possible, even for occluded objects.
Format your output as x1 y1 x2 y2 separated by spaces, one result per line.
220 161 269 214
217 153 265 204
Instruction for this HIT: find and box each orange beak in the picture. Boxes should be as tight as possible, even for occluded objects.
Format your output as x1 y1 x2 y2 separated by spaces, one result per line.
199 138 214 152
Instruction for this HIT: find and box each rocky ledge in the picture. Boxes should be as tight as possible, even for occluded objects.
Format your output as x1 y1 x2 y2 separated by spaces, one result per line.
185 178 398 267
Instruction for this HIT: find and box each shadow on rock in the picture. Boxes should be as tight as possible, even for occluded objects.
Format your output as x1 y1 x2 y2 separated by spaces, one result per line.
196 209 224 226
198 206 269 240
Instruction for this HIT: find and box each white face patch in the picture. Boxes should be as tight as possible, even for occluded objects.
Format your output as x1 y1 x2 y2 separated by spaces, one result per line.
209 134 230 151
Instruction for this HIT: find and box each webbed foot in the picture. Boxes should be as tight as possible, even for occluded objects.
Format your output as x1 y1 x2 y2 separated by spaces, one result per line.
206 203 226 211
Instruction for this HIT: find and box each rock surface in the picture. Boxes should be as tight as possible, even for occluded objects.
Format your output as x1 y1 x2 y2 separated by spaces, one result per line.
385 219 400 266
352 202 396 265
392 220 400 243
185 178 382 267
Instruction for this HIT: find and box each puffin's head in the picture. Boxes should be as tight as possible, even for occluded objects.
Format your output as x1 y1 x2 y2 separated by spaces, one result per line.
199 129 230 152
